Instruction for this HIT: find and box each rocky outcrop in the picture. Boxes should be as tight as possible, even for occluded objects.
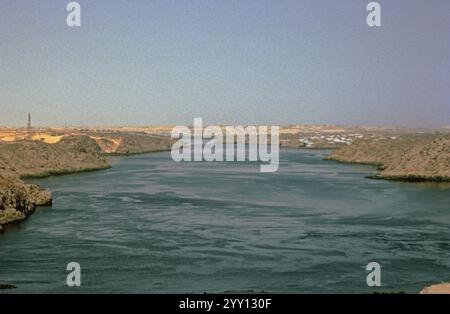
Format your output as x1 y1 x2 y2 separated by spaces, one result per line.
420 282 450 294
0 283 16 290
326 134 450 182
0 136 106 228
27 184 53 206
0 175 52 228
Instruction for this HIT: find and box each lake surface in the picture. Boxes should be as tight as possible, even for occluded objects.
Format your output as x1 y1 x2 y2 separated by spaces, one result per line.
1 149 449 293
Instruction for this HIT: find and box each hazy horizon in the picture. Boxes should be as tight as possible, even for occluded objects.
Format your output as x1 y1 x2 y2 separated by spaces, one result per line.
2 119 450 130
1 0 449 127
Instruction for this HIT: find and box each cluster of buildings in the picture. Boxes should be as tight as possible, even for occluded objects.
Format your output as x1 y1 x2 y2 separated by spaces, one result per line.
298 133 365 148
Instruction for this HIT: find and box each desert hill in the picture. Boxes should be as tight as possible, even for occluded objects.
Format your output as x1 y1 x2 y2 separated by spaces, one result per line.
327 134 450 181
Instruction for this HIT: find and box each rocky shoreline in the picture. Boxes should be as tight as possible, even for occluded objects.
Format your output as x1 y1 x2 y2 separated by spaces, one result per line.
0 134 174 229
0 175 52 230
325 134 450 182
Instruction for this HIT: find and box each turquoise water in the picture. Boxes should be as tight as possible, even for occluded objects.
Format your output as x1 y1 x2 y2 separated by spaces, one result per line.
1 149 449 293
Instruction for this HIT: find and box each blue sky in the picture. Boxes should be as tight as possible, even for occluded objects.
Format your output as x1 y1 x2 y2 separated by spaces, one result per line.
0 0 449 127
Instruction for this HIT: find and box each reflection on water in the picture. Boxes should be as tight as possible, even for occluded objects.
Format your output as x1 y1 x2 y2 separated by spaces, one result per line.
0 149 449 294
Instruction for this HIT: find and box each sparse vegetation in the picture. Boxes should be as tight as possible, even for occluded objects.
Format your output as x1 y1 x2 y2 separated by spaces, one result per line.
326 134 450 182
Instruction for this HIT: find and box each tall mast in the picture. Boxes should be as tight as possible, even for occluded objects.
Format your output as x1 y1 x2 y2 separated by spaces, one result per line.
27 112 32 140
